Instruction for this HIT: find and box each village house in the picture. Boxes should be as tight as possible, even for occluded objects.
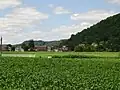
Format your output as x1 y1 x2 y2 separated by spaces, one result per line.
0 45 8 51
62 46 68 51
58 46 68 52
34 46 48 51
47 46 52 52
53 46 68 52
15 46 24 52
54 49 59 52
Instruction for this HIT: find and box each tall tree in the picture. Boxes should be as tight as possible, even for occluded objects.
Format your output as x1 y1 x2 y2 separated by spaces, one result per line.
11 47 15 51
7 44 12 51
21 43 29 51
28 40 35 51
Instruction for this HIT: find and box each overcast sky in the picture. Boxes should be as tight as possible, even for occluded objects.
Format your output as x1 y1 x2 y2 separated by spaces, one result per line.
0 0 119 44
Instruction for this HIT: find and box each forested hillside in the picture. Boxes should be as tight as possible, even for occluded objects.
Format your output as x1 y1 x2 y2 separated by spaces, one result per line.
62 13 120 51
22 40 64 47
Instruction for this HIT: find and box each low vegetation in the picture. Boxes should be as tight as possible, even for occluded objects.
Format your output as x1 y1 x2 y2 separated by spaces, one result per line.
52 55 100 58
0 56 120 89
2 51 120 58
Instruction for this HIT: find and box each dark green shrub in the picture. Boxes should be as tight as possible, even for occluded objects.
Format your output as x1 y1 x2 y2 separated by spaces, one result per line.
52 55 97 58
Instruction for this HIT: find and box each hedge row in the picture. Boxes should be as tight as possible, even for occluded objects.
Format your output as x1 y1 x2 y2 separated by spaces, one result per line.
51 55 98 58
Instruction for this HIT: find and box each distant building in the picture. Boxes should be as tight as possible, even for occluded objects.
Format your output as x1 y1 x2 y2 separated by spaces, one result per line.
34 46 48 51
15 46 24 52
58 46 68 52
62 46 68 51
53 46 68 52
54 49 59 52
47 46 51 52
1 45 8 51
91 43 98 47
32 45 69 52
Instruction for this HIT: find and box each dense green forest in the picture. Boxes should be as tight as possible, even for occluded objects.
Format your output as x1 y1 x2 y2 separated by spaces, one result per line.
22 40 64 47
61 13 120 52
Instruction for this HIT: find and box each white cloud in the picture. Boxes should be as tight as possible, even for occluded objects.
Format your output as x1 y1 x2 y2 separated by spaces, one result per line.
44 10 116 41
54 6 72 14
0 0 21 10
48 4 54 8
1 8 117 44
49 5 72 15
2 22 91 44
107 0 120 4
48 22 92 39
0 7 49 44
26 22 91 41
0 7 49 29
71 10 116 22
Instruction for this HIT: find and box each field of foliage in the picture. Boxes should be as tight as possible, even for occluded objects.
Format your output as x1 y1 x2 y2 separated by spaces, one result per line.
0 57 120 89
2 51 120 58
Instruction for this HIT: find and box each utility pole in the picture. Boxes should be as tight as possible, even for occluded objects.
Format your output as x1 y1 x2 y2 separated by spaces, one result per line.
0 37 2 57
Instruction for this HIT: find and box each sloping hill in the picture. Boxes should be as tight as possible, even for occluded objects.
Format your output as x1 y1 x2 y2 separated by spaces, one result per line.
63 13 120 51
22 40 64 47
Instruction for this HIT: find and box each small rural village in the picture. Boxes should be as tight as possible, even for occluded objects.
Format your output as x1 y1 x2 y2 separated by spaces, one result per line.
1 40 68 52
2 44 68 52
1 0 120 89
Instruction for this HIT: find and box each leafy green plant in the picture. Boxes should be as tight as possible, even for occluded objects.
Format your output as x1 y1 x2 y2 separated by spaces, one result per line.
52 55 99 58
0 57 120 89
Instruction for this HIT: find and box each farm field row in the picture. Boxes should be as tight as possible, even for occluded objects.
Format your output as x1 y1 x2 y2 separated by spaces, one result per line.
2 51 120 58
0 57 120 89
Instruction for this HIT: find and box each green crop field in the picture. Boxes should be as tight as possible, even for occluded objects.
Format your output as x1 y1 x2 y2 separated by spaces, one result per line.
2 51 120 58
0 56 120 89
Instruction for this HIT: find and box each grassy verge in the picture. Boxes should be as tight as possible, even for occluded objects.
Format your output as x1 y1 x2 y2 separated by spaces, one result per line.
2 51 120 58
